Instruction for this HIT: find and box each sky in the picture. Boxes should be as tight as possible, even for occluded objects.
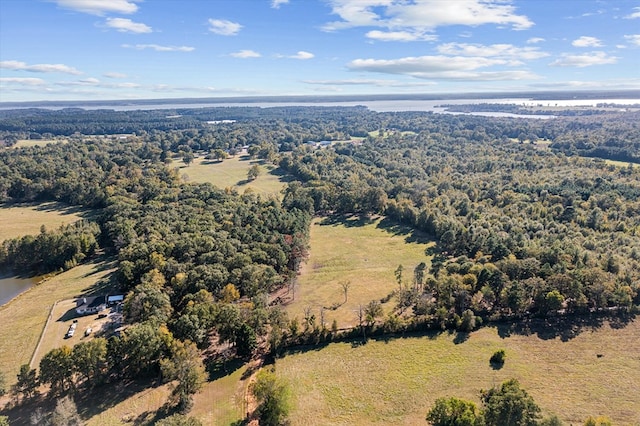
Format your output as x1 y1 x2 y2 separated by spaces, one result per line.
0 0 639 102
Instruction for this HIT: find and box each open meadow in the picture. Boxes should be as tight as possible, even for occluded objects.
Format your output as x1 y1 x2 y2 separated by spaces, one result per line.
0 201 91 242
286 215 434 329
178 155 290 197
10 139 67 149
276 317 640 426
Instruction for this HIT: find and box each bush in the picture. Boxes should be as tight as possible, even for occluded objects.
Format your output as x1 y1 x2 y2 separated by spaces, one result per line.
489 349 506 366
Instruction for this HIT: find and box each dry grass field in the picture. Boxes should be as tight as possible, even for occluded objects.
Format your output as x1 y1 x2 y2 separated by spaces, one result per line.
286 215 434 329
10 139 67 149
0 256 116 382
178 155 291 197
276 317 640 426
0 201 92 242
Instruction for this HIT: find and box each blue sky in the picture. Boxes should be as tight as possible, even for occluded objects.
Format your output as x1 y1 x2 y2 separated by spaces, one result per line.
1 0 639 102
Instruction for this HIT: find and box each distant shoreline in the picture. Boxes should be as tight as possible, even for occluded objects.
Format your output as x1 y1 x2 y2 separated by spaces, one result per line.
2 89 640 110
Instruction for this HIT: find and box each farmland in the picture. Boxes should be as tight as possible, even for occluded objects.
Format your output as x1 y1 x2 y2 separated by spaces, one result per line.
276 318 640 425
0 201 90 242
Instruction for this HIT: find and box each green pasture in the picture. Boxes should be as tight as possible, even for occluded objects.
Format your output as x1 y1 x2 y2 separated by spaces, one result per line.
286 215 434 329
0 202 91 242
178 155 290 197
276 318 640 425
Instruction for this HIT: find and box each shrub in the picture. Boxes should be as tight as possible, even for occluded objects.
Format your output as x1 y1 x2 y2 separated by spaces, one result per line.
490 349 506 366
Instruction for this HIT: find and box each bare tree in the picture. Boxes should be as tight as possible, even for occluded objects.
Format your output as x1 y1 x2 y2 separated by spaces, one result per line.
340 280 351 304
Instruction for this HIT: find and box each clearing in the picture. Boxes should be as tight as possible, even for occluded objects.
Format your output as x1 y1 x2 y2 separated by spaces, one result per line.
178 155 291 197
0 201 92 242
10 139 67 149
275 317 640 425
286 215 434 329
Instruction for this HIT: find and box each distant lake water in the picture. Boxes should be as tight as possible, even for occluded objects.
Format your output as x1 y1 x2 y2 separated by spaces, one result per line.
4 98 638 118
0 274 40 306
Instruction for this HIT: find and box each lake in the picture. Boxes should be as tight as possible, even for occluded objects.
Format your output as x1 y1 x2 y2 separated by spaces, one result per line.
0 274 40 306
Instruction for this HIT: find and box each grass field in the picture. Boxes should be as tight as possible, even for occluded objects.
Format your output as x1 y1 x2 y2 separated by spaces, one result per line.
178 155 291 197
0 256 116 382
286 215 434 329
276 318 640 426
11 139 67 148
0 201 92 242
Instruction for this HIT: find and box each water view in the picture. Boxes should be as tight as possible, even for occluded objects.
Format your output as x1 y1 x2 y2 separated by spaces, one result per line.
0 274 40 306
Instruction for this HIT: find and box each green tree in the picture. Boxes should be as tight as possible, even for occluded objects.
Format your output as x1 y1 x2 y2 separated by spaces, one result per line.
481 379 541 426
251 368 291 426
364 300 383 327
426 397 483 426
13 364 38 400
72 338 108 386
160 340 207 412
124 279 173 324
39 346 74 394
247 164 261 181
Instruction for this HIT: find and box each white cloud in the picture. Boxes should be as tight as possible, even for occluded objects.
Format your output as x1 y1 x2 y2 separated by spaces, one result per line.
572 36 603 47
624 7 640 19
303 78 436 87
122 44 195 52
437 43 549 60
271 0 289 8
105 18 152 33
624 35 640 46
290 51 315 60
51 0 139 16
347 55 539 80
0 77 47 86
366 30 437 42
104 72 128 79
0 60 82 75
208 19 242 36
527 37 545 44
230 50 262 58
550 51 618 67
323 0 533 32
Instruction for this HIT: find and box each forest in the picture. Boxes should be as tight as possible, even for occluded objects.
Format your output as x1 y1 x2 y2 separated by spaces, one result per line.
0 104 639 425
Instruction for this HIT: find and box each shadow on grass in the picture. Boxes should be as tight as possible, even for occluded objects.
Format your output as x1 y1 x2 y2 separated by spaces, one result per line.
206 356 246 381
74 378 163 422
492 310 636 342
318 213 377 228
376 216 434 245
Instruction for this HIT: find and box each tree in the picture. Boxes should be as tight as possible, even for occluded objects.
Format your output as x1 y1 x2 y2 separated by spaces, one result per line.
489 349 506 368
394 264 404 291
124 280 173 324
220 283 240 303
426 397 483 426
160 340 207 412
182 151 195 166
481 379 541 426
414 262 427 291
13 364 38 400
340 280 351 304
364 300 383 327
251 368 291 426
39 346 74 394
247 164 261 181
51 395 82 426
72 338 107 386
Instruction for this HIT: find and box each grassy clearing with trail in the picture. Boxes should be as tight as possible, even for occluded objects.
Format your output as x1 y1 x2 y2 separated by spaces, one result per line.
276 318 640 426
178 155 291 197
0 256 116 382
287 215 434 329
0 201 91 242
